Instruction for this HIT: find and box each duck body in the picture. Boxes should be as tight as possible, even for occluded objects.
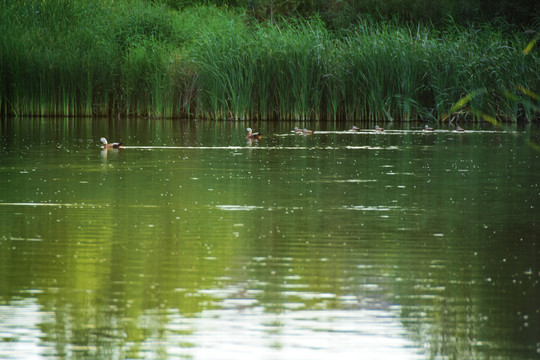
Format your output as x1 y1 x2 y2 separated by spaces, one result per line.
350 126 360 131
100 137 123 149
374 125 384 132
293 127 314 135
246 128 262 139
424 125 434 131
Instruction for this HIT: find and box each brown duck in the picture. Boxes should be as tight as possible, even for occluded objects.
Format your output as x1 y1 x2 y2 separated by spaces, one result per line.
100 137 123 149
246 128 262 140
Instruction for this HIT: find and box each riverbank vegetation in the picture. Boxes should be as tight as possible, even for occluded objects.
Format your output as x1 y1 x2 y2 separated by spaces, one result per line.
1 0 539 121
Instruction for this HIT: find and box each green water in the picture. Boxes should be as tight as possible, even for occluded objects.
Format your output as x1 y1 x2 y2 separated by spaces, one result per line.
0 118 539 360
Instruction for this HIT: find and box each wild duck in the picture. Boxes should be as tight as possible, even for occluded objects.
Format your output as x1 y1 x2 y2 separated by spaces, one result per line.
100 137 123 149
246 128 262 139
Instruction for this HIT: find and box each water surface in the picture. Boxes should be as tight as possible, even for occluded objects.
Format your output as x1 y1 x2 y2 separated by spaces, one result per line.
0 118 539 359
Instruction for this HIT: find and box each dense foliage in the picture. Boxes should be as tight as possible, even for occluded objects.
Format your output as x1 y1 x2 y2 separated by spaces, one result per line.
0 0 538 120
159 0 539 30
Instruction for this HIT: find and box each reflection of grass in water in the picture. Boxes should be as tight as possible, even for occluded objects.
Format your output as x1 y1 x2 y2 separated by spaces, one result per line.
1 1 539 121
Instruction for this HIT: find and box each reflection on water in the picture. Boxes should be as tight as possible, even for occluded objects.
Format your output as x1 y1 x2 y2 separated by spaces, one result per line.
0 298 419 360
0 118 539 360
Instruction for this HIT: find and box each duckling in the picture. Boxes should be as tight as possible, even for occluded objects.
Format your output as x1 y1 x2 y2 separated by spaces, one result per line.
424 125 434 131
100 137 123 149
374 125 384 132
246 128 262 139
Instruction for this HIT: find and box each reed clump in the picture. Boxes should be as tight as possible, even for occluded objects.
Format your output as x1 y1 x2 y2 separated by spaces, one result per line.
1 0 538 121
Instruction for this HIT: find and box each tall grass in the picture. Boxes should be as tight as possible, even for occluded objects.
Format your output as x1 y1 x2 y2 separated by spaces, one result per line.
334 21 432 121
0 0 192 118
1 1 538 121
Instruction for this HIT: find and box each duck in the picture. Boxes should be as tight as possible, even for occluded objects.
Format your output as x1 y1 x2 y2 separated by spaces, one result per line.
456 125 465 132
350 125 360 131
100 137 123 149
302 128 314 135
374 125 384 132
246 128 262 139
424 125 434 131
293 127 303 133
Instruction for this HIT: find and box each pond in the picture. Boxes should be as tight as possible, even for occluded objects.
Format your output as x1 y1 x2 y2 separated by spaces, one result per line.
0 117 539 360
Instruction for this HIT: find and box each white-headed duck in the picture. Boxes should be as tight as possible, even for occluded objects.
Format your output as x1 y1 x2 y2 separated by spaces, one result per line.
100 137 123 149
246 128 262 139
